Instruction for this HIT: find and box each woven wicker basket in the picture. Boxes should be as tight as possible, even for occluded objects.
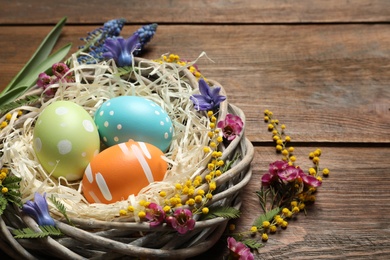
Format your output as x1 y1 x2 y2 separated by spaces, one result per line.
0 57 254 259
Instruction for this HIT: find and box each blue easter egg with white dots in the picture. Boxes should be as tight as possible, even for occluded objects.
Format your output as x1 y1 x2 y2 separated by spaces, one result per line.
94 96 173 151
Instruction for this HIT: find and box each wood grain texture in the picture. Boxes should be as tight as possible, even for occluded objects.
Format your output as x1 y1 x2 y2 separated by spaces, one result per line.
192 146 390 259
1 25 389 143
1 1 389 258
1 0 390 24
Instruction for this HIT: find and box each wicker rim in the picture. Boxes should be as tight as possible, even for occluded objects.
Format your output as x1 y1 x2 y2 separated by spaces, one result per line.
0 57 254 259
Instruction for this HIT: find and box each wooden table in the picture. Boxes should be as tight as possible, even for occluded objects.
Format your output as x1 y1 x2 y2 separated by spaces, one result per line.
1 1 389 259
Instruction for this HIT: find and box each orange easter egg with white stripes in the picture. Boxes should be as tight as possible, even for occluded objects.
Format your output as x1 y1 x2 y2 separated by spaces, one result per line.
81 140 167 204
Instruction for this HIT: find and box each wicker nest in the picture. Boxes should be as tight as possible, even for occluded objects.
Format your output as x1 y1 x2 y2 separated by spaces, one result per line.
0 57 254 259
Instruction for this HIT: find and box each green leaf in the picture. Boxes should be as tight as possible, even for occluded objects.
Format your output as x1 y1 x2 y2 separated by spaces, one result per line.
1 17 68 96
242 239 263 250
12 225 62 239
0 95 40 115
222 152 241 173
0 196 7 216
0 42 71 110
5 190 22 202
2 175 22 185
252 207 280 228
0 86 29 109
2 183 19 190
49 195 72 225
2 175 23 207
12 43 72 92
202 206 241 220
5 189 21 197
116 66 134 77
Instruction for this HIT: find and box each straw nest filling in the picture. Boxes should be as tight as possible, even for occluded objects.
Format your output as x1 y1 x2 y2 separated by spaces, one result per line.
0 54 227 222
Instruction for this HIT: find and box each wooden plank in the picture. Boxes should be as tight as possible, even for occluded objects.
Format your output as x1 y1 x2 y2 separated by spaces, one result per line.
1 25 389 143
1 0 390 24
194 146 390 259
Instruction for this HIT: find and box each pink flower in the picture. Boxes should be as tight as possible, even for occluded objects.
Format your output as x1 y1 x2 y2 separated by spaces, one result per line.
261 160 289 186
277 164 300 182
37 72 57 96
261 160 322 188
227 237 254 260
217 114 244 141
261 172 276 186
36 63 74 97
52 62 74 83
165 208 195 234
298 169 322 187
37 72 53 88
145 202 165 227
52 62 70 78
261 160 300 185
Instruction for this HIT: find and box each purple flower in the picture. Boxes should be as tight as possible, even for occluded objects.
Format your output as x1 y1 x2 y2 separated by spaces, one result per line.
217 114 244 141
190 79 226 111
77 18 126 64
145 203 166 227
22 192 55 226
227 237 254 260
165 208 195 234
103 34 141 67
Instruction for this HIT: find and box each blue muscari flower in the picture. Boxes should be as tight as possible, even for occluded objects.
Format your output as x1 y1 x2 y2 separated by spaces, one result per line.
190 79 226 111
78 20 157 65
103 34 141 67
78 18 126 64
22 192 55 226
103 18 126 38
134 23 158 55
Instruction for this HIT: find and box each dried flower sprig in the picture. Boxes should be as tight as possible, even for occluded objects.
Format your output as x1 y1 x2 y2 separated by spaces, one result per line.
227 110 329 256
0 110 23 130
154 53 205 80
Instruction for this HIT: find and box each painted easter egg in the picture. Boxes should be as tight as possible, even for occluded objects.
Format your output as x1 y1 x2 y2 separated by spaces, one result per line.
94 96 173 151
81 140 167 204
33 101 100 181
